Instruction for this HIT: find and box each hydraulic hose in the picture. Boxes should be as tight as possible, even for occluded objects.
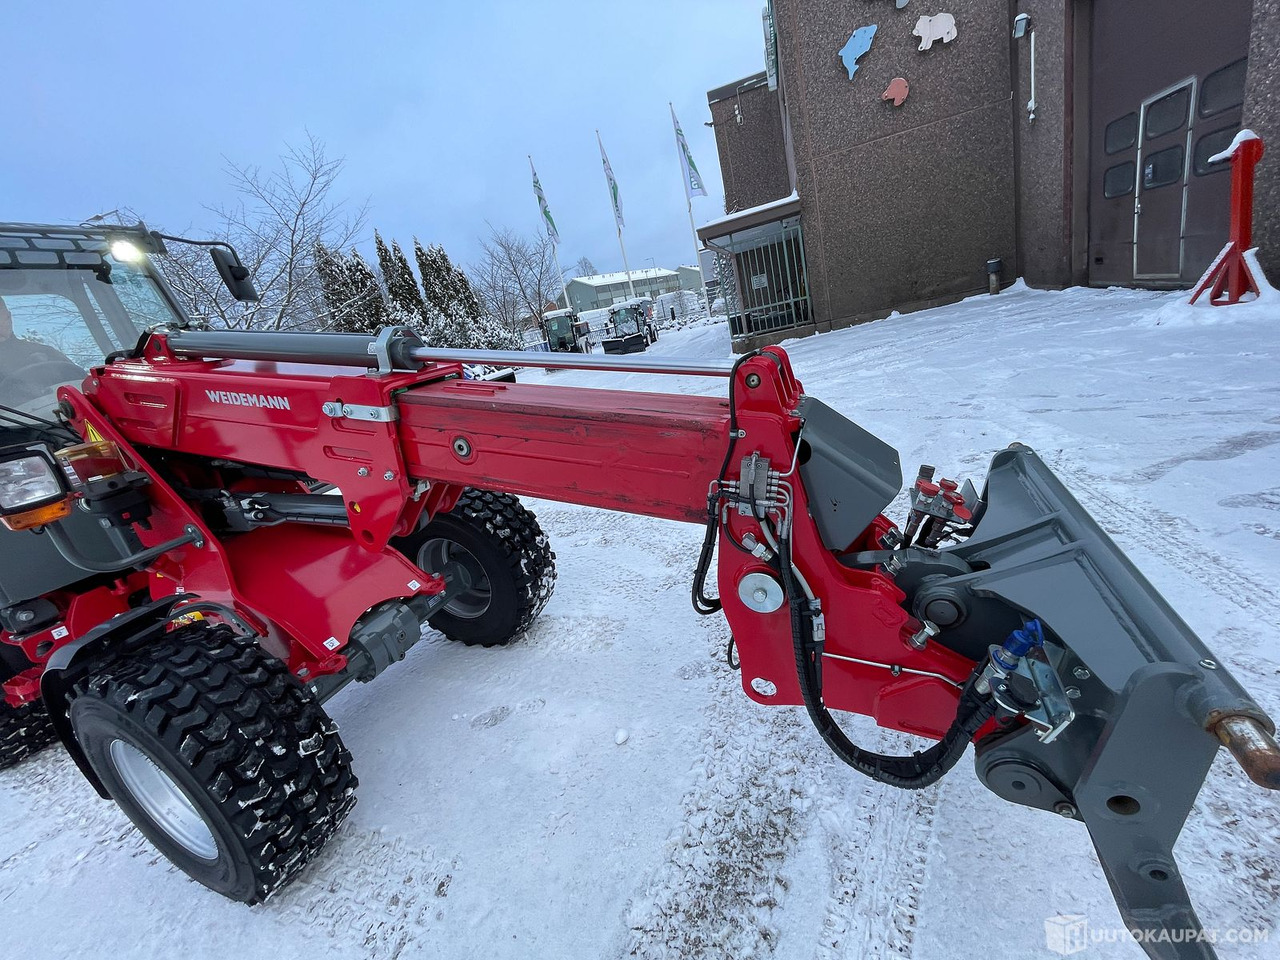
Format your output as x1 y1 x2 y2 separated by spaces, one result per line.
778 524 995 790
691 350 762 616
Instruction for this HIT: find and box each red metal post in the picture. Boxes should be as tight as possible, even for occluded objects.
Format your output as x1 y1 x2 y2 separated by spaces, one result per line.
1189 132 1266 306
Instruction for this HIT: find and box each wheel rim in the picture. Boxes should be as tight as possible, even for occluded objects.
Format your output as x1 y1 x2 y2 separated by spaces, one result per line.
417 537 492 619
109 738 219 861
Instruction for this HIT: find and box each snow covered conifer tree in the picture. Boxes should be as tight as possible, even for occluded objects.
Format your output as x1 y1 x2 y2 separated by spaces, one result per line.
343 250 388 333
375 231 428 333
413 239 456 346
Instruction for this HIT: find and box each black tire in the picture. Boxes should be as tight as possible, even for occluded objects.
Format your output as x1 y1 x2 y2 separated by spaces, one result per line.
0 647 59 771
66 622 357 903
0 697 58 771
393 489 556 647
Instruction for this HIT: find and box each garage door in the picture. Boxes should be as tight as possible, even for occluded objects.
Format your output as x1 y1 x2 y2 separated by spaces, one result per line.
1088 0 1252 287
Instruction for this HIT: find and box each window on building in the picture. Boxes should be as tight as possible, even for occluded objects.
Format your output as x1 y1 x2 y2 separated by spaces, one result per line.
1200 58 1248 117
1105 113 1138 154
1103 161 1136 198
1142 146 1184 190
1144 87 1190 139
1193 125 1240 176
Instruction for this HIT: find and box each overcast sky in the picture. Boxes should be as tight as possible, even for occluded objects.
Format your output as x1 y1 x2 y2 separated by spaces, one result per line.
4 1 767 276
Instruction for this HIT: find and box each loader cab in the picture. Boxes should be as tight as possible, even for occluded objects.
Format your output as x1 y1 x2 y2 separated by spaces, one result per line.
542 308 590 353
602 298 658 355
0 225 185 414
0 224 187 615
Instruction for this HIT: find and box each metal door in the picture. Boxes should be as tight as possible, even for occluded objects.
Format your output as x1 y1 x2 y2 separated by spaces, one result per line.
1133 78 1195 279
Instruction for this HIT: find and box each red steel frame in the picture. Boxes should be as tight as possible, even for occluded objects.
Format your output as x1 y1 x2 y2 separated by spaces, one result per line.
54 337 975 738
1 575 145 707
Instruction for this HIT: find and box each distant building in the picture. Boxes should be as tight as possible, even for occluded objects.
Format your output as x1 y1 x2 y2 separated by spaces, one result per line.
700 0 1269 350
676 265 704 293
565 268 683 312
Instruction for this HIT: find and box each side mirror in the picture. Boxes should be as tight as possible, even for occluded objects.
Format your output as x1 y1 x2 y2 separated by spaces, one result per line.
210 247 260 302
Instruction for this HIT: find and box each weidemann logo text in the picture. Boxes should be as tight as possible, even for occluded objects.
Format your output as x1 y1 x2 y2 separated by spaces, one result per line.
205 390 291 411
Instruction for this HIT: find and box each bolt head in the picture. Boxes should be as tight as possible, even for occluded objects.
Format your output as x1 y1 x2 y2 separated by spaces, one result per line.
1072 666 1091 680
1054 802 1077 818
752 587 769 603
357 467 370 477
1199 658 1218 670
745 372 762 388
1065 686 1081 699
383 470 395 481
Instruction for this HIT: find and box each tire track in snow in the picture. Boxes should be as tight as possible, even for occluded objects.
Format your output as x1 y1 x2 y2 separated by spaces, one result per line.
1 744 460 960
620 613 941 960
810 740 940 960
621 615 811 960
267 828 457 960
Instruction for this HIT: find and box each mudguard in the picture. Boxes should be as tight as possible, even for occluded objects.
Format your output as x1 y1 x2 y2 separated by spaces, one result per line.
39 594 190 797
944 445 1273 959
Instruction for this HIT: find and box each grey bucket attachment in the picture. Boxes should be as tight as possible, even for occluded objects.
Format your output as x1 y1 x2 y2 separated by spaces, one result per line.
933 445 1277 959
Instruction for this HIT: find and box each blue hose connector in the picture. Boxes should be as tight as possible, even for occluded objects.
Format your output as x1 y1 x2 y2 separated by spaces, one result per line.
992 619 1045 673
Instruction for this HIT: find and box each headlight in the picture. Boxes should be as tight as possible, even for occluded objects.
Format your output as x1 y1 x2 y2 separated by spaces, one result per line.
0 447 71 531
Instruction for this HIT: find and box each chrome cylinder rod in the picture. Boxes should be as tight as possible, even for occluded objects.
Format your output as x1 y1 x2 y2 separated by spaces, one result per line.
162 328 734 378
408 346 734 377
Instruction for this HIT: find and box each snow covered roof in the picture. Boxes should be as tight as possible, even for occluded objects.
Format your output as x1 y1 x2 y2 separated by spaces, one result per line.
697 191 801 241
569 267 678 287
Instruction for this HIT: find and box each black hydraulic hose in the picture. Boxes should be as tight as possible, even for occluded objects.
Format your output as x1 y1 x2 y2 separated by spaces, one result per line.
778 524 995 790
691 350 762 616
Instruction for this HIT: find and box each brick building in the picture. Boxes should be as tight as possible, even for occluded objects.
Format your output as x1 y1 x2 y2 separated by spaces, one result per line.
700 0 1270 349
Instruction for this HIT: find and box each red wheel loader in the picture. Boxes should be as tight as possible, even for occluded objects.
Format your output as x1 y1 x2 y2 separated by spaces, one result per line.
1 222 1277 959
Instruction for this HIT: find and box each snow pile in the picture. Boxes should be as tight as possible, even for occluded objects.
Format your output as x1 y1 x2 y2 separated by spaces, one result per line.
1144 250 1280 327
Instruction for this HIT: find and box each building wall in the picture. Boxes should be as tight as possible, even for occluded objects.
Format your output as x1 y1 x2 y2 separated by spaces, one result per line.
1012 0 1075 287
677 266 703 291
709 74 793 212
774 0 1018 329
1246 0 1280 282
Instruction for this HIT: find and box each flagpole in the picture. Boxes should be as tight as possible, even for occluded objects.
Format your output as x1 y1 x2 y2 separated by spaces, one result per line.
617 225 637 300
670 103 714 318
553 245 572 312
597 130 636 300
685 194 713 317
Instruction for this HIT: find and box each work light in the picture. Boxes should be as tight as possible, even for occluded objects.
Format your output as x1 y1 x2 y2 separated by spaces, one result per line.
109 239 145 263
0 447 72 531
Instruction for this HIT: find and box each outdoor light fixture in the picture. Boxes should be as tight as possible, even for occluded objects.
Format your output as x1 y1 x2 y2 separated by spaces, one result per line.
110 239 144 262
1013 15 1036 122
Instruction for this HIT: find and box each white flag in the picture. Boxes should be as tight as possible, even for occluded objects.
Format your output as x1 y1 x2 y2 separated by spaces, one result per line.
597 131 625 231
671 104 708 199
529 157 560 246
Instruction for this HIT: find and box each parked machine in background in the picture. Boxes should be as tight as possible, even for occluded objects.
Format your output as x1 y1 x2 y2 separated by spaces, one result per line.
602 297 658 354
542 308 592 353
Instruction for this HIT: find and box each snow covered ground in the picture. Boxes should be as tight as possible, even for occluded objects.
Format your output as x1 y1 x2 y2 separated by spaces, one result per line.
3 283 1279 959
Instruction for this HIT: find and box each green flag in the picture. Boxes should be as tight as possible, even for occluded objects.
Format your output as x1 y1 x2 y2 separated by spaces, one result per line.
670 104 707 199
529 156 560 246
597 131 625 231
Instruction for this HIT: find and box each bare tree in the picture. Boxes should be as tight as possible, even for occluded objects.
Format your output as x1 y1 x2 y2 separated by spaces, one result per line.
574 255 598 278
159 135 365 331
471 227 561 335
